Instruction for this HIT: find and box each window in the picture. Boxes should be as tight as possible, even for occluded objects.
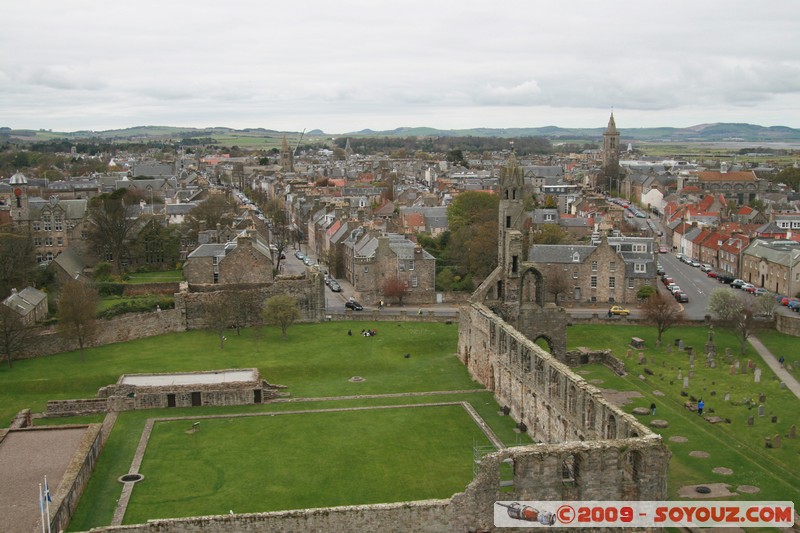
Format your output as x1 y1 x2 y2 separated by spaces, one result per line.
628 278 634 289
591 261 598 272
408 260 414 270
610 261 616 272
572 270 578 279
634 263 646 273
54 215 63 231
609 277 616 288
412 275 418 288
43 215 51 231
632 244 646 252
46 252 54 262
57 237 63 247
591 276 597 288
45 237 53 247
33 237 41 247
33 222 40 231
572 251 580 262
81 231 88 240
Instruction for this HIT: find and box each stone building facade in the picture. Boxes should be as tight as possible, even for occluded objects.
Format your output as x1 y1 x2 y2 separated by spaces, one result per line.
183 230 274 285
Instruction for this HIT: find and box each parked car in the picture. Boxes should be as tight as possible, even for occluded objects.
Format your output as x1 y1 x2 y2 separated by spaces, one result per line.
345 300 363 311
753 288 769 296
303 257 313 266
788 300 800 312
731 279 746 289
656 264 665 275
780 296 792 306
662 276 674 286
707 271 719 278
668 285 682 294
718 274 735 284
658 246 669 254
676 253 683 260
700 264 712 272
690 260 701 267
675 291 689 303
609 305 630 316
295 250 304 260
741 283 755 292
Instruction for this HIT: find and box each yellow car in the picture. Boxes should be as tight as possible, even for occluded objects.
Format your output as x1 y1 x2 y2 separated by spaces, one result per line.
609 306 630 316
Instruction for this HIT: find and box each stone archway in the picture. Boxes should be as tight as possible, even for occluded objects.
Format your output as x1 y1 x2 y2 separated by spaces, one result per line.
533 335 554 353
520 267 545 307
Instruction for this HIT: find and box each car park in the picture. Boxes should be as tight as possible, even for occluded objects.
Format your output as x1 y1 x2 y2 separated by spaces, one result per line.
609 305 630 316
345 301 363 311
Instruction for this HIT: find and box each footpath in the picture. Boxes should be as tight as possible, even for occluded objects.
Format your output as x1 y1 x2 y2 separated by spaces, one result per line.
748 336 800 400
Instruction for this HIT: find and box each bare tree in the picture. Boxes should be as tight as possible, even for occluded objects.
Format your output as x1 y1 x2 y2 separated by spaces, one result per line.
57 281 99 361
0 305 33 368
755 293 778 319
642 292 682 345
203 292 235 349
86 190 140 274
382 276 409 306
263 199 291 272
544 265 572 304
707 288 759 355
263 294 301 338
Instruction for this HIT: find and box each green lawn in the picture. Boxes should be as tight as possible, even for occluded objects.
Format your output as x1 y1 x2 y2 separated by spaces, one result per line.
568 324 800 506
124 270 184 284
125 405 490 522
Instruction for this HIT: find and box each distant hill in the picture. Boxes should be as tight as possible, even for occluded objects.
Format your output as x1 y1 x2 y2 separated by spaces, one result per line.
342 123 800 142
4 123 800 143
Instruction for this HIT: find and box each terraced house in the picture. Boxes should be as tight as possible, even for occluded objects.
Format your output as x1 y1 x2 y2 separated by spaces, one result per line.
740 239 800 296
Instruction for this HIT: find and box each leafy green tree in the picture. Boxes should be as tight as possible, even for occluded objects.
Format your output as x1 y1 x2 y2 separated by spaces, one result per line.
707 288 758 355
86 189 139 274
637 285 657 300
531 224 573 245
56 281 99 362
263 294 301 338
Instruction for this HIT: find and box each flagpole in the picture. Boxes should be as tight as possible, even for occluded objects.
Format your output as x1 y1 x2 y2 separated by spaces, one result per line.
38 483 45 533
44 475 52 533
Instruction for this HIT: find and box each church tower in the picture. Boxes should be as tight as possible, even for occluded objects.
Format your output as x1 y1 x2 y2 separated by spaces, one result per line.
280 136 294 172
602 112 620 191
497 153 525 302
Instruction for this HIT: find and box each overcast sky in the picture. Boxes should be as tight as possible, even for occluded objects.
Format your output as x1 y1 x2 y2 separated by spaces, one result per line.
2 1 799 134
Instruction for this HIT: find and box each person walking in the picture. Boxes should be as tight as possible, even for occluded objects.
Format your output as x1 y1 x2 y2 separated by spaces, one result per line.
650 402 656 416
697 398 704 416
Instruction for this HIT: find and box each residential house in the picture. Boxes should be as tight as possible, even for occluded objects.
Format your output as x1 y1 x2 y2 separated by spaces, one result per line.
3 287 48 325
183 230 274 285
740 239 800 296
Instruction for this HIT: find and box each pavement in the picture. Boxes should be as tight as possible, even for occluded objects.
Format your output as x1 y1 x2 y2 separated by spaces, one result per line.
747 336 800 400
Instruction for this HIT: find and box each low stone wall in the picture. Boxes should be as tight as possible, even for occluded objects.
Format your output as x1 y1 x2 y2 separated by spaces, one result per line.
326 309 458 324
565 347 626 375
46 399 108 417
84 501 451 533
776 312 800 337
10 408 32 428
50 424 104 533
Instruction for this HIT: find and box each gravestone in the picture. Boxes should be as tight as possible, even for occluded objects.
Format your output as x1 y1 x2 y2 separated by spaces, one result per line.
724 392 730 402
773 434 782 449
754 368 762 383
735 360 740 371
665 345 672 354
686 346 693 356
729 365 736 376
747 416 754 426
747 359 754 371
626 349 632 359
780 382 786 389
758 405 765 417
710 359 716 369
758 393 766 404
678 340 685 350
638 355 647 365
771 415 778 423
683 376 690 389
678 369 683 380
688 370 695 378
789 425 797 439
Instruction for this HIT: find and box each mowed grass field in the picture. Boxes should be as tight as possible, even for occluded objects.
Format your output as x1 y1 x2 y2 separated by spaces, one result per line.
125 405 491 522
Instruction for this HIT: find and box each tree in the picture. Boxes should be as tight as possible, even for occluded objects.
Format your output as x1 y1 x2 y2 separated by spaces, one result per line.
0 226 35 297
637 285 657 300
755 293 778 319
707 288 759 355
86 189 140 274
382 276 409 306
57 281 99 361
445 192 499 280
262 199 292 272
0 304 32 368
531 224 573 245
642 292 682 345
544 265 571 304
185 194 236 240
203 292 235 349
263 294 301 338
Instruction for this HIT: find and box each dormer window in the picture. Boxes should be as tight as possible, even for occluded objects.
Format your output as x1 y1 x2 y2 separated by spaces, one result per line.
572 252 580 262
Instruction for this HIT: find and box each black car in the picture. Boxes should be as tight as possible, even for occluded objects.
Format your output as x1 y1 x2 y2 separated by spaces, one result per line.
717 274 735 284
674 291 689 303
345 301 363 311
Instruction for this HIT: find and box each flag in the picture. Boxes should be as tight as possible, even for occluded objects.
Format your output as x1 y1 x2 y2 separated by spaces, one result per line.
44 476 52 503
